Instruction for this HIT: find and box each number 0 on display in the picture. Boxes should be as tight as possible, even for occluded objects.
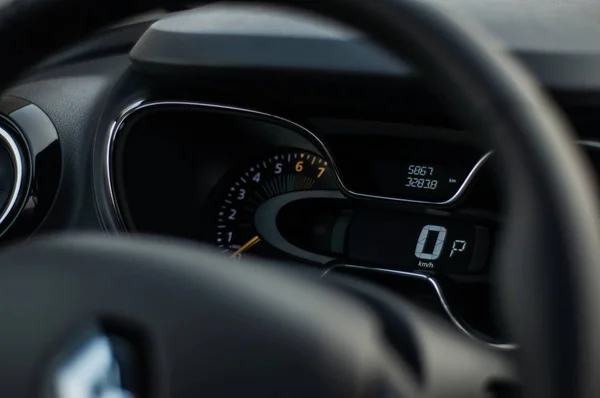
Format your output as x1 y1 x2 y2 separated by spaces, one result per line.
414 225 447 260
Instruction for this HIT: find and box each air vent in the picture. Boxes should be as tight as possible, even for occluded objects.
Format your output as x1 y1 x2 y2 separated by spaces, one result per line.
0 123 29 235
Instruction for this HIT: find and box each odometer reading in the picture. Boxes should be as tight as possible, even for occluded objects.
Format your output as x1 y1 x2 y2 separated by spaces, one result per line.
405 164 439 190
405 177 438 190
215 150 336 259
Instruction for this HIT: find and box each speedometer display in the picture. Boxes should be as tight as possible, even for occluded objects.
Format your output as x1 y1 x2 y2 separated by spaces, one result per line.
215 149 337 259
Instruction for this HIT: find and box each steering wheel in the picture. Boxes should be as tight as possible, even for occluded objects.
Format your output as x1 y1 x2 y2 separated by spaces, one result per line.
0 0 599 397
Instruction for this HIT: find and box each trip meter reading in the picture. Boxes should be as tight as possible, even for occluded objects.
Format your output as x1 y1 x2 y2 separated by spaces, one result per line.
214 149 337 259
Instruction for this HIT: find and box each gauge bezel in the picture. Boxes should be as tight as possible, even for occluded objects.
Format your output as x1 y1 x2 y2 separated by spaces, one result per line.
106 100 491 232
104 100 499 350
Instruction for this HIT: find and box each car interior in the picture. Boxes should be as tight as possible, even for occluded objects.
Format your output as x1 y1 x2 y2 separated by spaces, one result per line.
1 0 600 397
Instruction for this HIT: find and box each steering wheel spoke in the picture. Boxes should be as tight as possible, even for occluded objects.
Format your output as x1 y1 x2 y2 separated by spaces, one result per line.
0 235 425 398
326 275 517 398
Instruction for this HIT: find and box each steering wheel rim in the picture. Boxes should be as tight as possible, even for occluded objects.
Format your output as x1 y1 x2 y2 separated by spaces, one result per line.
0 1 599 397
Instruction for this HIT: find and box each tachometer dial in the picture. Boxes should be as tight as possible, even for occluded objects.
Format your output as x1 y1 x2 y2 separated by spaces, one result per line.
215 150 337 259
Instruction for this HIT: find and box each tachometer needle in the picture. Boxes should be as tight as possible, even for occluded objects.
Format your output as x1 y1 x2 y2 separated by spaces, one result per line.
230 236 261 258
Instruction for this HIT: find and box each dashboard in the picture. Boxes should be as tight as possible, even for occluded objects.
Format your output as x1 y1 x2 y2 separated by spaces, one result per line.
1 1 600 351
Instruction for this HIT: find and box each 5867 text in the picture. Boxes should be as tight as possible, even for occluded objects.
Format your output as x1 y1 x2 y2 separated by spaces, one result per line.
407 165 434 176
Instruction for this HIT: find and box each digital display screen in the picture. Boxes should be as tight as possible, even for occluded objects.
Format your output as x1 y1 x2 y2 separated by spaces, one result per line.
324 133 486 203
347 210 490 274
372 161 472 202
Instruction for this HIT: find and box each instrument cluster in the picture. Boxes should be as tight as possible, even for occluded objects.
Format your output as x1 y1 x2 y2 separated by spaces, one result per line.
111 101 497 269
108 101 507 346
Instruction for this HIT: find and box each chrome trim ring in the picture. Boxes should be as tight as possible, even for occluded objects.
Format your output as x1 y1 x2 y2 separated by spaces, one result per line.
0 126 25 228
322 264 518 351
106 100 491 229
105 100 143 230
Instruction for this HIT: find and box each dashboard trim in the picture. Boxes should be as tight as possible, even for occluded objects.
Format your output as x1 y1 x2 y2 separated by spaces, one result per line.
106 100 490 230
106 99 143 230
322 264 517 351
0 126 25 229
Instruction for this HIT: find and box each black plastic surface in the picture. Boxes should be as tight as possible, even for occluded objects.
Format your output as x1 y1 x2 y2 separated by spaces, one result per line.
130 3 600 90
0 97 61 241
32 17 159 72
6 56 131 231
